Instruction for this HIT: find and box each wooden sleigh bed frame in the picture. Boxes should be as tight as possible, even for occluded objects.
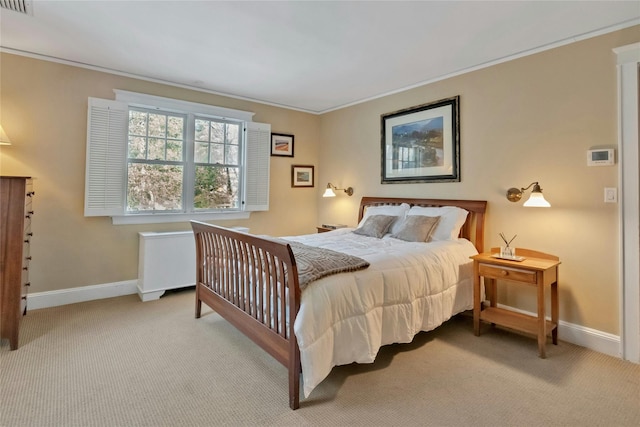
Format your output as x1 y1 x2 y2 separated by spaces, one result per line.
191 197 487 409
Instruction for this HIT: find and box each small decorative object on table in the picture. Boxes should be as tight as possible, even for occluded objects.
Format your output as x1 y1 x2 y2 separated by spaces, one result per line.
499 232 518 259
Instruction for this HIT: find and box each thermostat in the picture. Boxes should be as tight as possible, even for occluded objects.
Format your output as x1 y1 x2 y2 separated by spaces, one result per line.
587 149 615 166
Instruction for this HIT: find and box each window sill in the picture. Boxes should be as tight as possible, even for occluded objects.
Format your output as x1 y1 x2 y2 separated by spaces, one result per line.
111 211 250 225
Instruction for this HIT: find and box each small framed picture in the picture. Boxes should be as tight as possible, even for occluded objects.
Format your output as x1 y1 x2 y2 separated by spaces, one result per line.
271 133 294 157
291 165 314 188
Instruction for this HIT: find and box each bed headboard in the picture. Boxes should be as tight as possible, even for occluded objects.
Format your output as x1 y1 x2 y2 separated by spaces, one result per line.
357 197 487 253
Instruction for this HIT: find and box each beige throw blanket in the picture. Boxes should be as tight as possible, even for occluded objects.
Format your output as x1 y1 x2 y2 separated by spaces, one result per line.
279 239 370 289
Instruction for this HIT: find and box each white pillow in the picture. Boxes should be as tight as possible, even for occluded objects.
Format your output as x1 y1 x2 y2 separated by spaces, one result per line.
358 203 410 235
407 206 469 240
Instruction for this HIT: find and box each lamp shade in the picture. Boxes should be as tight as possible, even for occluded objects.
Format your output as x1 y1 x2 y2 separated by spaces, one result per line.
322 185 336 197
0 125 12 145
523 191 551 207
323 182 353 197
507 181 550 207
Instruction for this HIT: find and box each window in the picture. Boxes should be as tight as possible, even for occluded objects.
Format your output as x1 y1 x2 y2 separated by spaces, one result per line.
127 108 187 212
192 117 241 211
85 91 270 224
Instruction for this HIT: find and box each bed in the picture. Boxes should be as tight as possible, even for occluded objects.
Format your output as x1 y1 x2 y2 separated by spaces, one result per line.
191 196 487 409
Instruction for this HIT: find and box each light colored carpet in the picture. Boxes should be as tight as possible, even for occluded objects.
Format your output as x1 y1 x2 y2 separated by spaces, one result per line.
1 288 638 427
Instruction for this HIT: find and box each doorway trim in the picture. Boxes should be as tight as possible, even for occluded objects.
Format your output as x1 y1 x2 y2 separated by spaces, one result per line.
615 42 640 363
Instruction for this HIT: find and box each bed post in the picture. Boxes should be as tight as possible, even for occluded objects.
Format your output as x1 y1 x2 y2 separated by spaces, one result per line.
474 209 485 253
288 245 302 410
194 232 203 319
289 340 301 409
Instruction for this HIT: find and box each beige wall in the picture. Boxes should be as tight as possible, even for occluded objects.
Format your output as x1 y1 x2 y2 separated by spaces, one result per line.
318 26 639 335
1 25 638 336
0 54 320 293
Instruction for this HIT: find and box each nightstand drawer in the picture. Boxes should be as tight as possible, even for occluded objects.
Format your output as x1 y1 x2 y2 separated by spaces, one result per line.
478 263 537 284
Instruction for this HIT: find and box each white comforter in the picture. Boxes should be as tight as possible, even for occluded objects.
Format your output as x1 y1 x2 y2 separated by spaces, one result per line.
284 228 478 397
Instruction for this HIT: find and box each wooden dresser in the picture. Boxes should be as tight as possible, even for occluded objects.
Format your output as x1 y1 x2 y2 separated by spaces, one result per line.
1 176 34 350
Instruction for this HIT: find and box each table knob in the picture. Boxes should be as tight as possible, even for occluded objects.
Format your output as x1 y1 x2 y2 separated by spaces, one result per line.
501 270 508 276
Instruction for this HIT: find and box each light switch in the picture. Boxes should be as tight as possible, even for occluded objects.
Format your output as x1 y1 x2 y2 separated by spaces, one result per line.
604 187 617 203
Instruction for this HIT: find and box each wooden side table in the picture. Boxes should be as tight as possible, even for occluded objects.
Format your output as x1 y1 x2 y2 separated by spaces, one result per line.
317 225 348 233
471 248 561 358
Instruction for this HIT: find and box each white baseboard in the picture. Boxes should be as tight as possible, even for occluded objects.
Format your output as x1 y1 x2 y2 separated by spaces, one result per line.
495 303 621 358
557 319 621 358
27 283 622 358
27 280 138 310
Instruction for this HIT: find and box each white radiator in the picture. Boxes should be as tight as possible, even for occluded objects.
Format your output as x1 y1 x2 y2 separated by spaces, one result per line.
137 227 249 301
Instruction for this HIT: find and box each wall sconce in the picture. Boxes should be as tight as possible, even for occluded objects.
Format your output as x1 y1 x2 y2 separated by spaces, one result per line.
506 181 550 207
0 125 12 146
323 183 354 197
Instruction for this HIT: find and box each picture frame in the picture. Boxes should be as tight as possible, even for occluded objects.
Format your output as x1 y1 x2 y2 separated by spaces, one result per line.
271 133 294 157
291 165 314 188
381 96 460 184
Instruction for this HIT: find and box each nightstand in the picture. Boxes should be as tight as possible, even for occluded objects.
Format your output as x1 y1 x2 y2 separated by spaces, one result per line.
316 226 332 233
471 248 561 358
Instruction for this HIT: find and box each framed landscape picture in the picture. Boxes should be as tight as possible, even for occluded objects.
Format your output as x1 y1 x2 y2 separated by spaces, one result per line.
381 96 460 183
271 133 294 157
291 165 314 188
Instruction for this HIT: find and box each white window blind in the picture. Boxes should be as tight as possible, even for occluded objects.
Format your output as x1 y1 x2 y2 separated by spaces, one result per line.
243 122 271 211
84 98 128 216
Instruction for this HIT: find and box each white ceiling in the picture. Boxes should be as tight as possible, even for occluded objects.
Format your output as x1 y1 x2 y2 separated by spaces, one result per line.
1 1 639 114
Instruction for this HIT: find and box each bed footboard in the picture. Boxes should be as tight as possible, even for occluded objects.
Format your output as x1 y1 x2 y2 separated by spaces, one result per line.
190 221 302 409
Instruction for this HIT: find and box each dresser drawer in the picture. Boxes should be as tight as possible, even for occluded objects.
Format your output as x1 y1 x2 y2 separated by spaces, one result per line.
21 267 30 287
23 239 31 259
479 263 537 284
20 292 27 315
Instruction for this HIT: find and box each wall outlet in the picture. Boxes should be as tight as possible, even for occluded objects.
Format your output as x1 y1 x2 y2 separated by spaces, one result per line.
604 187 617 203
